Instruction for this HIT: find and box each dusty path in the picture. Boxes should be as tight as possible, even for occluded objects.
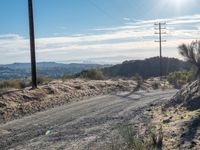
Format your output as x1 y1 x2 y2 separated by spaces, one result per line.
0 89 177 150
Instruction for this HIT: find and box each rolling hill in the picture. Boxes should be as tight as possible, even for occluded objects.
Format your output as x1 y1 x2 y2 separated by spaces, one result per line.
102 57 191 79
0 62 109 80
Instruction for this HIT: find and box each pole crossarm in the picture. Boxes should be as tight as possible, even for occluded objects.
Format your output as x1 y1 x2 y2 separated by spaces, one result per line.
154 22 166 25
154 27 166 30
155 32 167 34
155 40 167 42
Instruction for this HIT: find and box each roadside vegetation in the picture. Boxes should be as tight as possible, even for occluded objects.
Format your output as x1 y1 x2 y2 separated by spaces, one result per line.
36 76 52 85
167 71 193 89
148 41 200 149
0 76 52 91
76 69 105 80
62 74 75 81
105 125 163 150
132 73 144 91
165 40 200 89
178 40 200 80
0 80 27 89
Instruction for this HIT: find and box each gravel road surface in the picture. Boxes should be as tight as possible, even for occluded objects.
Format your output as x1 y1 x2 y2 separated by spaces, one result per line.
0 89 177 150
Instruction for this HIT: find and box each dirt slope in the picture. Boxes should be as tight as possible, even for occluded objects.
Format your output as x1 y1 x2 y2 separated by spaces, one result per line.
150 80 200 149
0 89 176 150
0 78 171 123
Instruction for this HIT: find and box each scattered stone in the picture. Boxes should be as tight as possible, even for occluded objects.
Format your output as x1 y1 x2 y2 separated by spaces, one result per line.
146 108 152 112
190 141 197 148
0 101 6 108
163 117 172 124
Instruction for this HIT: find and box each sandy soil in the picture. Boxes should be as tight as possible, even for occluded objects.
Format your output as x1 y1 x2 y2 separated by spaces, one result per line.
0 89 176 150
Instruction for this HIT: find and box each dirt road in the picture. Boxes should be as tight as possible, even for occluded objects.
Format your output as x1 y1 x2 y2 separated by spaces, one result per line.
0 89 177 150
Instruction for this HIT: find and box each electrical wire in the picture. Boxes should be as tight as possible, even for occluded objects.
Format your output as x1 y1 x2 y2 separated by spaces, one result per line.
87 0 122 23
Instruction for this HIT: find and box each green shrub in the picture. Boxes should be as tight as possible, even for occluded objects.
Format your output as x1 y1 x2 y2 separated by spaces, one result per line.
77 69 105 80
62 74 75 81
132 73 143 82
36 76 52 85
132 74 143 91
152 82 159 90
167 71 193 88
107 125 162 150
119 126 145 150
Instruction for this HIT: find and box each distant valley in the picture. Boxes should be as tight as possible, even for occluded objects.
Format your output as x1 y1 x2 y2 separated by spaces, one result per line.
0 57 192 80
0 62 109 80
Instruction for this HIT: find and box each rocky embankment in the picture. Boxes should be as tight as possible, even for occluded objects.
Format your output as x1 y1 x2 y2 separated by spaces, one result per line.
0 78 171 124
150 80 200 149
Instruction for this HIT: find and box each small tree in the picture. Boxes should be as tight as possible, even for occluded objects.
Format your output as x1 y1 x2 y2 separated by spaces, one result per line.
178 41 200 79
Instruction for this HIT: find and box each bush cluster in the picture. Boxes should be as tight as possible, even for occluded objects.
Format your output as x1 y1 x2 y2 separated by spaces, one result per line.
62 74 75 81
77 69 105 80
167 71 193 89
0 76 52 90
36 76 52 85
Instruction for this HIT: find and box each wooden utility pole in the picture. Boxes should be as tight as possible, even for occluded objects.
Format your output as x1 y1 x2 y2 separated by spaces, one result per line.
28 0 37 88
155 22 166 78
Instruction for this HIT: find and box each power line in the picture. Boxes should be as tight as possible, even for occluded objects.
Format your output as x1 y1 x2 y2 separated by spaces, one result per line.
88 0 113 18
87 0 121 23
154 22 166 79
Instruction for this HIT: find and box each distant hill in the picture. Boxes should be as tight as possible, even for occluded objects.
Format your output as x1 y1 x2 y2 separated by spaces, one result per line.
0 57 192 80
102 57 191 79
0 62 109 80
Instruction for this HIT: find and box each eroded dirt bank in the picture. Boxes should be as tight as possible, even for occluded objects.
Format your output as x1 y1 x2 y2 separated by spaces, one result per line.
0 89 176 150
149 80 200 149
0 78 171 123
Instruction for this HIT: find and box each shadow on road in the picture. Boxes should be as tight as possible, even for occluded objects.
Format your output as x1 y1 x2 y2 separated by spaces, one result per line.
114 89 145 101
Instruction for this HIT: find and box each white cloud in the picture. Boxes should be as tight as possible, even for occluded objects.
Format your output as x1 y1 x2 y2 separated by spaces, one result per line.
0 14 200 64
0 34 24 40
123 17 131 21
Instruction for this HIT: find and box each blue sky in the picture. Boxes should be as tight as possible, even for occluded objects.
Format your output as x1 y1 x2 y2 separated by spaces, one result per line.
0 0 200 64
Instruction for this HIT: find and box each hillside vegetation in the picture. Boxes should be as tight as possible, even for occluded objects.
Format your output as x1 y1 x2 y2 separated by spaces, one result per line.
103 57 191 79
0 57 191 81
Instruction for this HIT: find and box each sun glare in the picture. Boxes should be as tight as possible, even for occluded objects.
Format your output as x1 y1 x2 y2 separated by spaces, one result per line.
168 0 190 7
165 0 191 13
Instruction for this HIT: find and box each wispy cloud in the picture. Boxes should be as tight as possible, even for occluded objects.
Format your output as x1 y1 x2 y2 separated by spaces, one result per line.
0 14 199 64
123 17 131 21
0 34 23 40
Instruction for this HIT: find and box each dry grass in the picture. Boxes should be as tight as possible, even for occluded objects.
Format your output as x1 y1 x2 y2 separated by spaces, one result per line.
103 124 163 150
150 105 200 149
0 80 27 89
0 76 52 91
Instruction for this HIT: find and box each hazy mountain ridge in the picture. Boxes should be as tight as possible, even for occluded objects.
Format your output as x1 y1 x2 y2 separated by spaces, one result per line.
0 62 109 80
0 57 192 80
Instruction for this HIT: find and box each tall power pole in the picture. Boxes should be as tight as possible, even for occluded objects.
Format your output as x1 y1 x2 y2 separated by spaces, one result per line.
154 22 166 78
28 0 37 88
